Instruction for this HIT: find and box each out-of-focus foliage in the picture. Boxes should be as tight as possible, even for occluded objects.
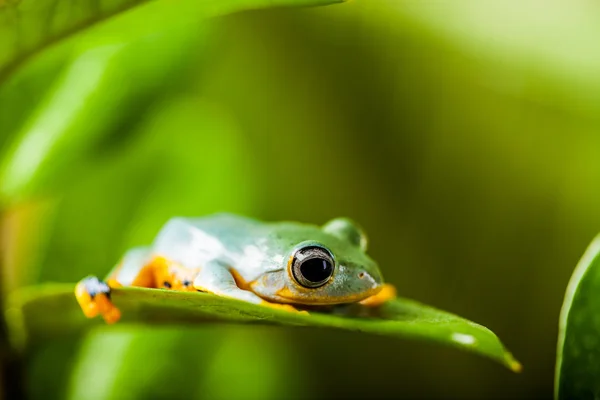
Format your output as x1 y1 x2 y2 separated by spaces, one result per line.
555 235 600 400
66 325 297 400
8 283 521 371
1 0 600 399
0 0 343 203
0 0 343 81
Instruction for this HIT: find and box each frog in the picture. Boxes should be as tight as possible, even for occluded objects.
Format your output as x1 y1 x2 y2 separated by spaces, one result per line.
75 213 396 323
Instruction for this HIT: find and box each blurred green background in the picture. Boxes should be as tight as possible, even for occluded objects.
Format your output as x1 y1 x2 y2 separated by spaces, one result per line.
2 0 600 399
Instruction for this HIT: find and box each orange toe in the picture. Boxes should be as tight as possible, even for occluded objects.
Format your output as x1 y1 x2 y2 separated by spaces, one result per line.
75 277 122 323
102 306 122 324
82 302 100 318
75 283 99 318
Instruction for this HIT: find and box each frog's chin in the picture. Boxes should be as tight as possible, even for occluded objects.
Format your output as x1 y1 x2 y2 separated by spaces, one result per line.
272 284 383 306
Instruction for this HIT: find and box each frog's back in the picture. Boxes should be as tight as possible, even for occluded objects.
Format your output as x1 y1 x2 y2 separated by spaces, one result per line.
175 213 262 236
151 213 267 267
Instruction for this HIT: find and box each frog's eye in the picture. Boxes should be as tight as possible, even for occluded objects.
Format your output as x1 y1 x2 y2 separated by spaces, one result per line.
291 246 334 288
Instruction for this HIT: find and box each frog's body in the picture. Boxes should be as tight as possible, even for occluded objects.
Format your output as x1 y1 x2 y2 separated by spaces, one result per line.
75 213 396 323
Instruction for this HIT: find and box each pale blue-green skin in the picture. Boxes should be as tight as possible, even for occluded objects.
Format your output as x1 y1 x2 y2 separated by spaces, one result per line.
113 213 384 305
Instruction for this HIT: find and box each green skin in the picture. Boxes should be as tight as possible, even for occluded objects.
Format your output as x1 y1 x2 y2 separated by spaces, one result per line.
112 213 385 306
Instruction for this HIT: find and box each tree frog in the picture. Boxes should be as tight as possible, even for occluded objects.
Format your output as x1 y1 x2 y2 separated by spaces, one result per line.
75 213 396 323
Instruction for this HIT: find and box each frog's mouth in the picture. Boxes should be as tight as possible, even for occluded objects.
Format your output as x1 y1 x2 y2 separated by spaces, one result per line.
274 283 383 306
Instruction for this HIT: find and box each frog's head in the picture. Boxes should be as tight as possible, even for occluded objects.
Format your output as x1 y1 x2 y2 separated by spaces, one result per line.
253 217 384 305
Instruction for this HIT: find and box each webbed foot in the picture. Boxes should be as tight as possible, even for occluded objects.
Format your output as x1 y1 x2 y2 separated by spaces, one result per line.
75 276 121 324
359 283 396 307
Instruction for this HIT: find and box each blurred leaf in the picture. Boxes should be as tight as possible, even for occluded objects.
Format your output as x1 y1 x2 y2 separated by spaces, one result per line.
66 327 220 400
8 283 521 372
196 327 305 400
0 0 345 205
1 198 57 290
555 234 600 400
0 0 344 84
65 325 306 400
0 36 201 204
24 337 83 400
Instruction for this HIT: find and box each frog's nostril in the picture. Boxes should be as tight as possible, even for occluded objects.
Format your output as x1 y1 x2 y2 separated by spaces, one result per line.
358 272 365 279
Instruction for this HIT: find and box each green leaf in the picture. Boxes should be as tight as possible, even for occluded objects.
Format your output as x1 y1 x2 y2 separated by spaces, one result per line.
7 283 522 372
555 234 600 399
0 0 344 204
0 0 344 84
66 325 306 400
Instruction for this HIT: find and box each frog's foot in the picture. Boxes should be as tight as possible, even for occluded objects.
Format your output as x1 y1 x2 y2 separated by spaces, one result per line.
162 275 197 292
260 301 309 315
359 283 397 307
75 276 121 324
141 256 198 292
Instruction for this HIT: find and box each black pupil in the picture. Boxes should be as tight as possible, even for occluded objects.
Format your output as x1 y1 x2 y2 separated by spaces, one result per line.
300 258 332 283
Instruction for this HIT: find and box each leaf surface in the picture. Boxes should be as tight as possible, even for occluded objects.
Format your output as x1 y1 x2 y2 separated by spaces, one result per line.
0 0 343 83
555 235 600 399
7 283 522 372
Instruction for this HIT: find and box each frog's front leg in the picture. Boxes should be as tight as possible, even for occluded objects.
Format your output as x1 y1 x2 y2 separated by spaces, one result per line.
75 276 122 324
75 248 196 324
193 264 306 314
